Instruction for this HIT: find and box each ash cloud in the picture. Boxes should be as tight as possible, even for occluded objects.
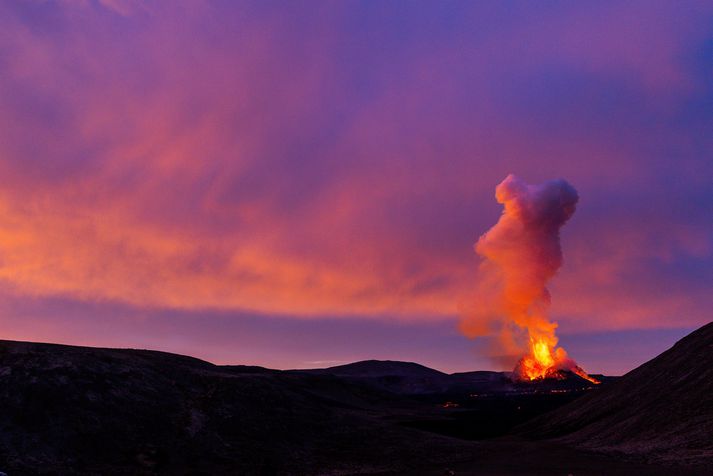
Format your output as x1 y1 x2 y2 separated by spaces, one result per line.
460 174 578 365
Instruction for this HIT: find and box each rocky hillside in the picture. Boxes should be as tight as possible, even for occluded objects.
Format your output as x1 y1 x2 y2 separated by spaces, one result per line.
0 341 472 475
521 322 713 466
0 337 699 475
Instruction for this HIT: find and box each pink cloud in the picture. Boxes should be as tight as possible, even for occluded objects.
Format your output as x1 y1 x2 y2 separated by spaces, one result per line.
0 0 710 337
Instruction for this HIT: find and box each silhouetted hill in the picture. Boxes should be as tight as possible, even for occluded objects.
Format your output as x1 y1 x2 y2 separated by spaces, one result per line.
521 322 713 466
299 360 604 396
219 364 278 374
294 360 456 394
0 340 473 475
0 339 695 475
300 359 448 378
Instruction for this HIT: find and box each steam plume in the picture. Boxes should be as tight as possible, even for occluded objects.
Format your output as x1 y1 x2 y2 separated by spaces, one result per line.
461 174 581 376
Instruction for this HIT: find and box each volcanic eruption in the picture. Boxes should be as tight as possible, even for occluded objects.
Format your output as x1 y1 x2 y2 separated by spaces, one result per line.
461 174 598 384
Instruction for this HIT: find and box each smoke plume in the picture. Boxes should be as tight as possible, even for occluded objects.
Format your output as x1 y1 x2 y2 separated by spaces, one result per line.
460 174 579 371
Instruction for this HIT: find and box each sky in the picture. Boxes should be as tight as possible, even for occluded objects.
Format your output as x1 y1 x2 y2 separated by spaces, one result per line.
0 0 711 375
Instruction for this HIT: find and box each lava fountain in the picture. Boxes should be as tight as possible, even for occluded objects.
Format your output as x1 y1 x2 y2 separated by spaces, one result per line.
460 174 598 384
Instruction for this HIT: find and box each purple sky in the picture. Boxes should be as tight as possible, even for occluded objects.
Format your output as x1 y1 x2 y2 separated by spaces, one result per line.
0 1 711 374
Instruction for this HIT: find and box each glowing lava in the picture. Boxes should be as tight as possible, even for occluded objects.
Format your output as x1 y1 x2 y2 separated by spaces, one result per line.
522 338 556 380
515 337 600 384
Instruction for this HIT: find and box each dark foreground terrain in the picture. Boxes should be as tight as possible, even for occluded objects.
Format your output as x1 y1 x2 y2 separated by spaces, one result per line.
0 324 710 475
521 321 713 466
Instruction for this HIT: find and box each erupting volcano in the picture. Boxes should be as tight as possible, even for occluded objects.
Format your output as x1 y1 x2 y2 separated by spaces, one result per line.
461 174 598 384
513 338 600 384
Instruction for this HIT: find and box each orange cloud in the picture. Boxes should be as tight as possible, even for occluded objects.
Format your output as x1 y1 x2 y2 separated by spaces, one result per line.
0 0 710 335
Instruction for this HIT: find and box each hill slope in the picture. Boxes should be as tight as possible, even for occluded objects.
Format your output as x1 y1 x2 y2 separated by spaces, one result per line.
300 359 448 378
300 360 602 396
0 340 473 475
0 339 699 475
295 359 458 394
521 322 713 465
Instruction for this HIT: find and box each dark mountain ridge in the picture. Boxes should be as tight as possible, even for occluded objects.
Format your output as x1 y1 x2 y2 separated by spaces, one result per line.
520 322 713 466
297 359 448 378
0 332 706 474
0 340 474 475
296 359 603 396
